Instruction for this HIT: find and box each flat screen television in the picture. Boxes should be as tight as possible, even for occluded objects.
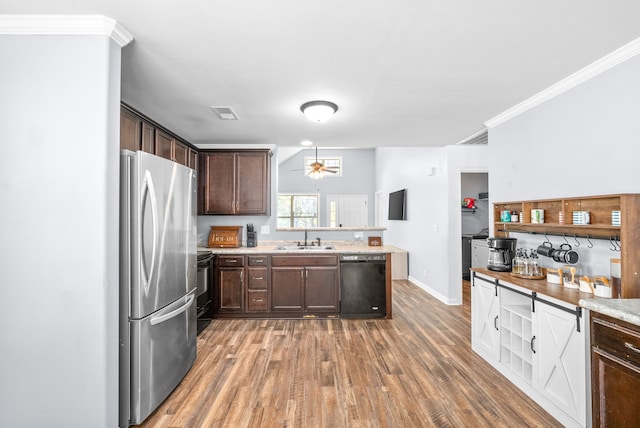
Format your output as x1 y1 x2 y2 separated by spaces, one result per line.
388 189 406 220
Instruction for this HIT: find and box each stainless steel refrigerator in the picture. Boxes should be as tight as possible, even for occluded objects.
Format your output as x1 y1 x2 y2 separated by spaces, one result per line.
119 150 197 427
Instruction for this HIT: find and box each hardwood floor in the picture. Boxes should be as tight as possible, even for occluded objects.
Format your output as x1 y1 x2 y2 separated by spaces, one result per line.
136 280 561 427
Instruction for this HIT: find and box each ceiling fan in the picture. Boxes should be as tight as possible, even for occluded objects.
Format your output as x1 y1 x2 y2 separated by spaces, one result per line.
294 147 339 179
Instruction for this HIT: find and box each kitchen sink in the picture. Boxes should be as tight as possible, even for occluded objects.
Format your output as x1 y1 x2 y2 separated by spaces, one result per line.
274 245 336 251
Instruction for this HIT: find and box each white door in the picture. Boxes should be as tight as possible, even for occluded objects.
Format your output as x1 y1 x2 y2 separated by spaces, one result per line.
326 195 368 227
533 302 586 426
471 274 500 361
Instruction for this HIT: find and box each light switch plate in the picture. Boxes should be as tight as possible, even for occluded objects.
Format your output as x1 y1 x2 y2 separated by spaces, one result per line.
260 225 270 235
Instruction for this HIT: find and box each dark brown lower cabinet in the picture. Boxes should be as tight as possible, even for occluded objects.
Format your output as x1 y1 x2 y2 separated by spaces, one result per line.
213 254 339 318
591 312 640 427
246 256 269 312
304 267 339 312
216 256 244 313
271 256 339 315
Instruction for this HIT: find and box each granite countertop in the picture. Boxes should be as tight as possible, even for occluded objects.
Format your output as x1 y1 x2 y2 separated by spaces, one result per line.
198 241 403 255
579 298 640 327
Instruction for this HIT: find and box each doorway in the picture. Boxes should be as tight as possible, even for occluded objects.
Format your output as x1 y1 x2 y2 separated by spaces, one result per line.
460 173 489 280
326 195 368 227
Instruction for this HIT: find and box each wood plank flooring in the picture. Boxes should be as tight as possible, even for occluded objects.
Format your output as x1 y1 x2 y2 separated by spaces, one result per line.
135 280 561 427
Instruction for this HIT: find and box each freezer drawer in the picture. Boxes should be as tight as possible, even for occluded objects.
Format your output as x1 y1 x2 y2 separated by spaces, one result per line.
127 290 197 426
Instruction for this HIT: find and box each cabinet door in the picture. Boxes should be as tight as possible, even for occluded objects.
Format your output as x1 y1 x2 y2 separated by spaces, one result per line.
271 267 303 311
155 129 174 161
471 274 500 360
236 151 269 215
534 302 586 425
200 152 235 214
188 149 198 171
592 348 640 427
174 141 189 166
217 268 244 312
120 108 141 151
141 121 155 154
305 266 338 312
591 316 640 428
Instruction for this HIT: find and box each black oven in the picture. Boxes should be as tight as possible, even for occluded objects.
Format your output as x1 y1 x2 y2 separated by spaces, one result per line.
196 251 214 333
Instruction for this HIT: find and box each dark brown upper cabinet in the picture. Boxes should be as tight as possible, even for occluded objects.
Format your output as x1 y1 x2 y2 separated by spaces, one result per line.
199 150 271 215
120 104 196 170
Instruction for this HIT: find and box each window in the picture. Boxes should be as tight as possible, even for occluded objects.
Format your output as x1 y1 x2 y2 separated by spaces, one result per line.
277 194 319 228
303 156 342 176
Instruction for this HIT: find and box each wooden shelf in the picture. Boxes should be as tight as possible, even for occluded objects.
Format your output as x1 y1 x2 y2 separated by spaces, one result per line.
493 194 640 298
495 222 621 239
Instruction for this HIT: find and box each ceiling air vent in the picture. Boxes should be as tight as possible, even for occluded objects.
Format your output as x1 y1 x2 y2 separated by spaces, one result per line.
210 106 239 120
457 129 488 145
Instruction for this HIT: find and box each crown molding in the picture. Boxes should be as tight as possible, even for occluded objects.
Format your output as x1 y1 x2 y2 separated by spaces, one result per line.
485 36 640 129
0 15 133 47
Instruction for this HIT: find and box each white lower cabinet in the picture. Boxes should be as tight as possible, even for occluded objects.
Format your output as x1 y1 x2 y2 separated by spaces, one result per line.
471 272 588 428
471 273 500 360
534 300 587 426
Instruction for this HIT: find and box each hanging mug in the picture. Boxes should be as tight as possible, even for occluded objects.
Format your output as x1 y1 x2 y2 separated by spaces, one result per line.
552 243 580 264
537 241 554 257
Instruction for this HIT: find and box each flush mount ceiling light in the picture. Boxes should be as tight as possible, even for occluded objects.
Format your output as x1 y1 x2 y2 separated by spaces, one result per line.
300 140 313 146
300 100 338 123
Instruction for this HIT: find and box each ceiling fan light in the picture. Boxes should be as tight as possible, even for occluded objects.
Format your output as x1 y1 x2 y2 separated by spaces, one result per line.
300 100 338 123
309 170 324 180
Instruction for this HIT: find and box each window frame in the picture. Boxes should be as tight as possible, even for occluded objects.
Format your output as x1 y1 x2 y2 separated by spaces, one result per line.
276 193 320 228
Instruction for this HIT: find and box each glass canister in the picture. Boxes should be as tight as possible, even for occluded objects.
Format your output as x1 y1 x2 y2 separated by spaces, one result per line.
562 265 580 289
610 258 621 298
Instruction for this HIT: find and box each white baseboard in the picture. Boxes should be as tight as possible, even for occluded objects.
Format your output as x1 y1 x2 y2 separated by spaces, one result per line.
408 276 461 305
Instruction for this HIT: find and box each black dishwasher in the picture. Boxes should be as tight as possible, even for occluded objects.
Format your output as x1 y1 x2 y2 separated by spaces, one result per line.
340 254 386 318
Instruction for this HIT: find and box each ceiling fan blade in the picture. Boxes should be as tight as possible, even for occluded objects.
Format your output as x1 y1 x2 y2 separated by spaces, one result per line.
322 169 338 173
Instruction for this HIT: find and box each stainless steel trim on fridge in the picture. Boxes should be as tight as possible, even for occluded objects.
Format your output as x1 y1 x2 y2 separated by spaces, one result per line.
119 150 197 428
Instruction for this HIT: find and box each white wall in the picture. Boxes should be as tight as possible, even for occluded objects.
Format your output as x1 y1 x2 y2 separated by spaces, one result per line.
488 53 640 276
0 32 125 427
279 148 376 227
375 145 488 304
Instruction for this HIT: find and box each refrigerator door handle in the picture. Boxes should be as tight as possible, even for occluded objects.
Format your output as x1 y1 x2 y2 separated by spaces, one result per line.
150 293 195 326
141 169 159 293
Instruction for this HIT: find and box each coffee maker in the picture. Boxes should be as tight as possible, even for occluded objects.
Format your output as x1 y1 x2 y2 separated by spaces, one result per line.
246 223 257 247
486 237 517 272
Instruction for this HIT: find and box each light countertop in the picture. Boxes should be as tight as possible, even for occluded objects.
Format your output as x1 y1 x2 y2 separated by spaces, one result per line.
579 298 640 327
198 241 404 255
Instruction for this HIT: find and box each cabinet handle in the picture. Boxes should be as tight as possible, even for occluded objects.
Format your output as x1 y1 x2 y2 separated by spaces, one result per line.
531 336 536 354
254 259 264 263
226 260 238 263
625 342 640 354
494 315 499 331
252 299 264 302
254 277 264 280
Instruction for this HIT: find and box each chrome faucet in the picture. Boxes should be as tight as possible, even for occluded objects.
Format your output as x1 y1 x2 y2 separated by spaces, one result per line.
304 229 308 246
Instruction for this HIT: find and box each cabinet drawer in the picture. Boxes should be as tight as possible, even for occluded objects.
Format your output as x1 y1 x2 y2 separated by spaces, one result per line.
218 256 244 267
272 255 338 267
248 256 269 266
247 290 268 312
592 315 640 367
247 267 268 289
